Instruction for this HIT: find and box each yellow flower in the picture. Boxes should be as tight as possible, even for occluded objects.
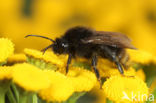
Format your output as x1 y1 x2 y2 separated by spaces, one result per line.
0 66 12 80
127 49 156 64
89 83 106 103
136 69 146 81
0 38 14 63
12 63 51 92
39 67 97 102
98 57 146 81
97 58 136 77
99 66 136 78
67 67 97 92
103 76 148 102
39 70 74 102
24 48 68 68
7 53 27 64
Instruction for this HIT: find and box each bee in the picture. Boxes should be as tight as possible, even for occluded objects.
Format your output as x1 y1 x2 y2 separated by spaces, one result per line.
25 26 136 87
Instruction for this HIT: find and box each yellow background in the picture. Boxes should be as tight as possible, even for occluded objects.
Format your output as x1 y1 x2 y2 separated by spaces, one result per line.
1 0 156 55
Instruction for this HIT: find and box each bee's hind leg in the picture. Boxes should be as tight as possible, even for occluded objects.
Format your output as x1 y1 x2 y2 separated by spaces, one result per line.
114 58 124 74
103 47 124 74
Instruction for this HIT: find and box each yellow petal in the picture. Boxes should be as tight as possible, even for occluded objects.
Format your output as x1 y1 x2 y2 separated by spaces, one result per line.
39 70 74 102
24 48 67 68
0 66 12 80
12 63 51 92
67 67 97 92
136 69 146 81
7 53 27 64
127 49 156 64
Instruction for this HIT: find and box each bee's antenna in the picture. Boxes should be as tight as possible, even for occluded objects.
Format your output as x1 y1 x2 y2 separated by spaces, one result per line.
25 35 55 42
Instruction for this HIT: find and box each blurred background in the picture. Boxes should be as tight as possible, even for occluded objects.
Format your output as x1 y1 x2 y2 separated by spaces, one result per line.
0 0 156 56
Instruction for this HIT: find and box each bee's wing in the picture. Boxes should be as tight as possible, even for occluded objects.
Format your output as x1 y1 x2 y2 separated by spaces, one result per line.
81 31 136 49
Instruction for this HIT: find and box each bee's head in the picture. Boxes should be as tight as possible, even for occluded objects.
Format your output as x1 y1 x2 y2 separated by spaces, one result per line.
25 34 68 54
52 38 69 54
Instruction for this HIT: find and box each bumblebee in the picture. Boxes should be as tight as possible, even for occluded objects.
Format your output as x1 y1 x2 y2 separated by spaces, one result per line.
25 26 136 86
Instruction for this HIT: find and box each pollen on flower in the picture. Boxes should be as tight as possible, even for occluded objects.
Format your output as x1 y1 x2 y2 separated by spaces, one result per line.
127 49 156 64
39 70 74 102
12 63 51 92
7 53 27 64
0 66 13 80
0 38 14 63
24 48 68 67
67 67 97 92
103 75 148 102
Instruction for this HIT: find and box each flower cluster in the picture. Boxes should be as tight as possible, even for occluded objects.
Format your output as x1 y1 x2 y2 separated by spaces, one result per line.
0 37 155 103
1 0 156 102
0 38 97 103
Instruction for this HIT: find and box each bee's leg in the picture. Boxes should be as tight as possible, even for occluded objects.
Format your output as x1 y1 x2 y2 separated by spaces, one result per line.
41 44 53 54
104 47 124 74
109 51 124 74
114 58 124 74
66 54 72 74
117 49 129 69
92 55 102 88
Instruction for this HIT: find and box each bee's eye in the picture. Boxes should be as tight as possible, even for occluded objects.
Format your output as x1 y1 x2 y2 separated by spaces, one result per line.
62 43 68 48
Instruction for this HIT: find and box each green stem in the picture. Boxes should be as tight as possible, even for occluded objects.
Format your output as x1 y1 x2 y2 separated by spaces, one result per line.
18 88 29 103
63 92 86 103
19 94 27 103
11 83 19 103
0 92 5 103
6 88 17 103
0 80 11 103
32 94 38 103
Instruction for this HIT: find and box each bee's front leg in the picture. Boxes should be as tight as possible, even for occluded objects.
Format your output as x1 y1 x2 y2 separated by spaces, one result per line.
66 53 72 74
41 44 53 54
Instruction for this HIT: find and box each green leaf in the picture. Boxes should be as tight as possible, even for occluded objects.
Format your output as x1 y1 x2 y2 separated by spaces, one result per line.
11 83 19 103
0 61 7 66
133 63 156 87
6 88 17 103
0 80 11 103
106 98 113 103
146 88 156 103
63 92 86 103
142 64 156 87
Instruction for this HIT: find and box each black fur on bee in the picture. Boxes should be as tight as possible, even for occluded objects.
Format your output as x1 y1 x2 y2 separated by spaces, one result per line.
25 26 136 88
